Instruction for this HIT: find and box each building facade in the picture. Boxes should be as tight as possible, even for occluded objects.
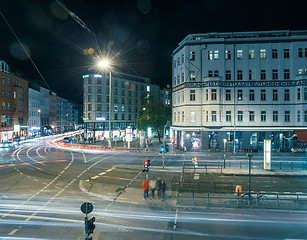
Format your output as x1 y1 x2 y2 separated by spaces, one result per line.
0 60 28 142
83 72 160 140
28 87 41 136
171 30 307 152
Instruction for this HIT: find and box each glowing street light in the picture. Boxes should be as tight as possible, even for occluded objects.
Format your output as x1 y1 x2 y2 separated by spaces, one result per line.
97 59 112 148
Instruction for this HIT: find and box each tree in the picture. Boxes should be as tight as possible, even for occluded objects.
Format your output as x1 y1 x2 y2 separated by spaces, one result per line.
136 97 171 143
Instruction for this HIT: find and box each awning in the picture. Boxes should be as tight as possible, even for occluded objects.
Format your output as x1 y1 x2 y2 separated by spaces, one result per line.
294 131 307 142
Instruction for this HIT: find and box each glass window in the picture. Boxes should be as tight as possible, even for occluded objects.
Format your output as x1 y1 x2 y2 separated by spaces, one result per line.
97 104 102 111
190 90 196 101
261 70 266 80
237 70 243 80
284 49 290 58
273 89 278 101
97 95 102 102
249 50 254 59
226 70 231 80
190 71 196 81
284 69 290 79
211 89 217 101
260 49 266 59
285 111 290 122
238 111 243 122
298 88 301 100
285 89 290 101
97 86 102 93
237 50 243 59
189 51 195 61
214 50 219 60
88 104 92 111
226 89 231 101
225 50 231 60
190 112 196 123
237 89 243 101
87 95 92 102
249 111 255 121
272 69 278 79
88 86 92 93
273 111 278 122
261 111 266 121
261 89 266 101
249 70 254 80
226 111 231 122
297 110 301 122
208 50 213 60
272 49 278 58
211 111 217 121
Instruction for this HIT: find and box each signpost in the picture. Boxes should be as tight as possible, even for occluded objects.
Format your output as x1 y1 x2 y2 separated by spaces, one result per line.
80 202 95 240
263 139 271 170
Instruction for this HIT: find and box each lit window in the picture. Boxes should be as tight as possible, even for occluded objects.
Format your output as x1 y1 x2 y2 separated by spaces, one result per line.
189 51 195 61
249 50 254 59
237 50 243 59
260 49 266 59
190 112 196 123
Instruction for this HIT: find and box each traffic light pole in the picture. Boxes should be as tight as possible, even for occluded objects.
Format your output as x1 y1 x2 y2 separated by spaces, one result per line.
84 215 89 240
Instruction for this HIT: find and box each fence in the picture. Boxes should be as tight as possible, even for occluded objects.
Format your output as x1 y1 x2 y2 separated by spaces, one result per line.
176 191 307 209
182 161 307 173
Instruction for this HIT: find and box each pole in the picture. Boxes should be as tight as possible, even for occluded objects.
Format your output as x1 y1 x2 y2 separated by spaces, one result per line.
108 71 112 148
248 154 252 196
223 140 226 168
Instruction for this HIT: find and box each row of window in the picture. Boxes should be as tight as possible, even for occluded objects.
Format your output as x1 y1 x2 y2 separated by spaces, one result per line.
86 104 137 113
1 102 27 112
173 110 307 123
86 78 147 91
173 88 307 104
174 48 307 67
86 86 141 97
86 112 136 121
86 94 139 105
174 69 295 84
1 89 27 101
1 77 26 89
0 116 27 126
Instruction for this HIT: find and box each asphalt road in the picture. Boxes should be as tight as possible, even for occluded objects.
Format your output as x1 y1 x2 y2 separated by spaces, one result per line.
0 136 307 239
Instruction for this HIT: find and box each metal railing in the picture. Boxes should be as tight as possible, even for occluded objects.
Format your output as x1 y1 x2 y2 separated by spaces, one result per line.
176 191 307 209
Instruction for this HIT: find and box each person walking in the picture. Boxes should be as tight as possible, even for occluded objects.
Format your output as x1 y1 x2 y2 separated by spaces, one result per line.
156 177 162 199
161 180 166 201
149 178 156 198
142 178 149 200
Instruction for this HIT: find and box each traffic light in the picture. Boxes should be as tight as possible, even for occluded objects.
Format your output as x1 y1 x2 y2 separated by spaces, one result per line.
86 216 96 237
143 160 149 172
165 144 169 152
160 146 165 153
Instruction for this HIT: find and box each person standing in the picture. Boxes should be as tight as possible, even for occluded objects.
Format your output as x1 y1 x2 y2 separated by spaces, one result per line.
161 180 166 201
142 178 149 200
156 177 162 199
149 178 156 198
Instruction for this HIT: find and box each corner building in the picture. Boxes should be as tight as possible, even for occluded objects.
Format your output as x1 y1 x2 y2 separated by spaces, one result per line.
171 30 307 152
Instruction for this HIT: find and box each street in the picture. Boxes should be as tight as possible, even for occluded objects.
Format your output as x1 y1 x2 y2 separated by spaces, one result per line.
1 137 307 239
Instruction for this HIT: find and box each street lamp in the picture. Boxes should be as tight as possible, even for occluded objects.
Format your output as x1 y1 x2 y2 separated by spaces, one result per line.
97 59 112 148
223 138 227 168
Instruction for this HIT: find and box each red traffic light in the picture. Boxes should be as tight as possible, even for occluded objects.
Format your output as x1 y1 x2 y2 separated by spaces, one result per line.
144 161 149 166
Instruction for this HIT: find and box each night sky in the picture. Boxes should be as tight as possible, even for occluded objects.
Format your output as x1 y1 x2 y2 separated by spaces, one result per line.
0 0 306 104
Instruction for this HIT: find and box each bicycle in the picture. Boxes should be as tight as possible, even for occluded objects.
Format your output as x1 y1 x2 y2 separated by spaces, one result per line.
242 192 269 205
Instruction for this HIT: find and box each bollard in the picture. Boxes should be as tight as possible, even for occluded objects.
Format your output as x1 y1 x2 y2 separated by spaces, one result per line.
276 193 279 206
280 162 282 169
291 162 293 170
240 162 242 169
207 192 210 205
177 191 180 205
192 192 194 206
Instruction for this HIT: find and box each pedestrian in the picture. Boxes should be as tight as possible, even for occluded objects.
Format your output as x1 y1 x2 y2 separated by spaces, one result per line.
149 178 156 198
142 178 149 200
161 180 166 201
156 177 162 199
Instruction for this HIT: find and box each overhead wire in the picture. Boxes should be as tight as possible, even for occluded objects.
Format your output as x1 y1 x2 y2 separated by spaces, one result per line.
0 10 52 92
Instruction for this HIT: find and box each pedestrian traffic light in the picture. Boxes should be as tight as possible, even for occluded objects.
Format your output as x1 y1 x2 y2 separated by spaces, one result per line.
143 160 149 172
86 216 96 236
160 146 165 153
165 144 169 152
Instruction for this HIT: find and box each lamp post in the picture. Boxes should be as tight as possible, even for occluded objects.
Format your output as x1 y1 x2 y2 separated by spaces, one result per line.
98 60 112 148
223 139 227 168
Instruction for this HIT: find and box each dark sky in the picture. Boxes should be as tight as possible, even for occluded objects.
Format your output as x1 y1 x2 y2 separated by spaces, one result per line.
0 0 306 104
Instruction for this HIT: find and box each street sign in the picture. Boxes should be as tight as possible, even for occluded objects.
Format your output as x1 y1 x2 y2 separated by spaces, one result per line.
80 202 93 215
